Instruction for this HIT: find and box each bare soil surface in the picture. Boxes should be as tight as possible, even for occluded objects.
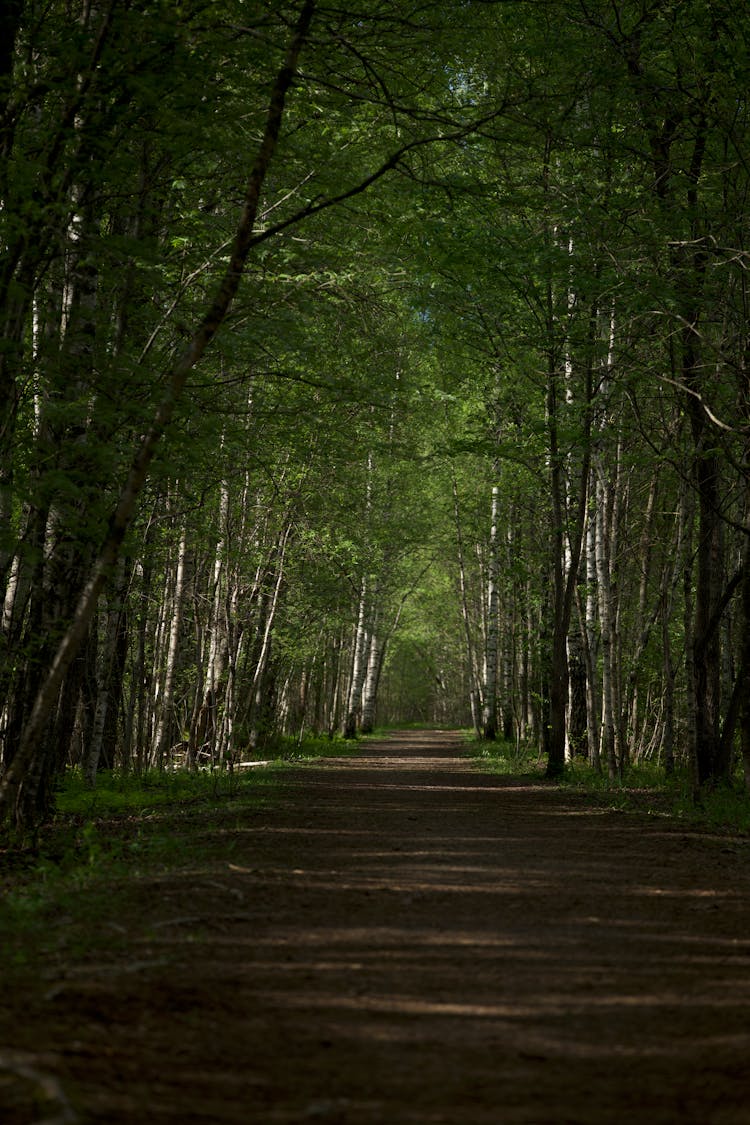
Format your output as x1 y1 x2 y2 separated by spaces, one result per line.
4 729 750 1123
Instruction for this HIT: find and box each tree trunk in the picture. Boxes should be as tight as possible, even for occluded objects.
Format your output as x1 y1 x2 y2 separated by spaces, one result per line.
84 558 128 786
584 502 600 768
595 461 618 781
740 525 750 791
452 474 482 737
690 437 725 785
151 526 188 769
543 248 593 777
0 0 317 832
566 621 588 759
247 525 291 751
189 481 231 769
360 625 383 735
625 471 658 761
344 578 369 739
481 483 500 741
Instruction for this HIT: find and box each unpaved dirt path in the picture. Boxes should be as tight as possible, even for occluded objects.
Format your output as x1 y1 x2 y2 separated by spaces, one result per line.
4 729 750 1123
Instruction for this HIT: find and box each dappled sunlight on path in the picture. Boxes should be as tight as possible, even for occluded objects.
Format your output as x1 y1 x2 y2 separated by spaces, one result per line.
5 728 750 1123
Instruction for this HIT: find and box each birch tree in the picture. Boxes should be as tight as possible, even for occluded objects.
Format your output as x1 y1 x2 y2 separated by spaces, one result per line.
2 0 509 830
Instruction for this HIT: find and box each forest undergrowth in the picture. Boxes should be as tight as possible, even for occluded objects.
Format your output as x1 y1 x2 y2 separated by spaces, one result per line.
473 736 750 834
0 734 359 967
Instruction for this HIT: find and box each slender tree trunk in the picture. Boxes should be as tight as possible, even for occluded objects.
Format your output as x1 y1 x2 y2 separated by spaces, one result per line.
344 578 369 739
501 600 515 742
690 432 725 784
566 620 588 760
325 630 345 736
740 521 750 790
152 526 188 769
452 474 482 737
84 558 127 786
101 571 129 772
546 372 590 777
360 625 383 735
482 483 500 741
625 471 658 760
248 525 291 751
189 481 231 768
584 502 600 767
683 500 699 791
543 289 593 775
595 461 618 781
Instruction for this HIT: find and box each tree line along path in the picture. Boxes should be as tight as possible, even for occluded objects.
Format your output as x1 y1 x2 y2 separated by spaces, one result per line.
5 1 750 832
3 729 750 1124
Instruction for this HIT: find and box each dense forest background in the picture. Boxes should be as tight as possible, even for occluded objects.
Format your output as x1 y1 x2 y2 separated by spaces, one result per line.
2 0 750 831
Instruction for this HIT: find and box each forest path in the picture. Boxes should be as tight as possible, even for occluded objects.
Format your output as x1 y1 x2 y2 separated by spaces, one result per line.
6 728 750 1123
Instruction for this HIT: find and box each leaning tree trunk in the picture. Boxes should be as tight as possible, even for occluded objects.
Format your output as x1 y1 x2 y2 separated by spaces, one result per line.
0 2 317 831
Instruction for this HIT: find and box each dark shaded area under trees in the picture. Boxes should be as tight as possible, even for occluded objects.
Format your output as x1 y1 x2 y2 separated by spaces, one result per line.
2 0 750 833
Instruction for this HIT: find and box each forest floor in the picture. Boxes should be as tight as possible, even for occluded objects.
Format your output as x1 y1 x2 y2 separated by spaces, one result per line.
3 728 750 1123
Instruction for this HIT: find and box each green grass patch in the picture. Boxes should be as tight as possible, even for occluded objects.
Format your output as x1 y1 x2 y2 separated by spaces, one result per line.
554 756 750 833
468 733 542 775
468 733 750 834
0 732 359 970
672 778 750 834
272 730 361 761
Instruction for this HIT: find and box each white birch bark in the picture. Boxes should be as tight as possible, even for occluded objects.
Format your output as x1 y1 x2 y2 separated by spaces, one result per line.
595 464 617 779
151 526 188 767
609 434 625 769
625 470 658 759
130 510 157 774
189 479 230 767
584 489 600 765
360 624 382 735
248 523 291 748
344 577 369 739
481 482 500 740
2 554 23 638
1 1 317 829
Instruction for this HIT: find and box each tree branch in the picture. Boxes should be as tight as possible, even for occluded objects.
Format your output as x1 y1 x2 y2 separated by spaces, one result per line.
0 0 318 831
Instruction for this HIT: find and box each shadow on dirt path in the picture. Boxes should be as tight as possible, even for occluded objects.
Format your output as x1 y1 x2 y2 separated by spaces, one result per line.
4 729 750 1123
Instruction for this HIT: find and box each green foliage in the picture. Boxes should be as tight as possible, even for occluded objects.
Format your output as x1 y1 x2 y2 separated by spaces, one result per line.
54 766 256 818
561 760 750 835
469 735 541 775
674 784 750 836
271 733 360 761
0 742 353 964
4 0 750 830
471 734 750 834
